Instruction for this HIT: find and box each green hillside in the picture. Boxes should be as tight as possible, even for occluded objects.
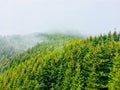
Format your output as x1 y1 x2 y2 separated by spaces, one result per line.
0 33 79 73
0 32 120 90
0 33 81 63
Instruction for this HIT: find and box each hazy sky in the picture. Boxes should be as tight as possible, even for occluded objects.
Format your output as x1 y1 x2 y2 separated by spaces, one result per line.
0 0 120 36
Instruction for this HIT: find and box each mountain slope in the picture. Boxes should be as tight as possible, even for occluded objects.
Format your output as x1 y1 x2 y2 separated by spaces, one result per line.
0 32 120 90
0 33 82 63
0 33 79 73
0 33 47 63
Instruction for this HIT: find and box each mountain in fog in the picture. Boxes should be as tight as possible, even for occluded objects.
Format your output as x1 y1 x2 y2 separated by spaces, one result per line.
0 33 47 63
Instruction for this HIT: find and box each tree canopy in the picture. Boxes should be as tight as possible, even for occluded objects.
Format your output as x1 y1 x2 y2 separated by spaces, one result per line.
0 32 120 90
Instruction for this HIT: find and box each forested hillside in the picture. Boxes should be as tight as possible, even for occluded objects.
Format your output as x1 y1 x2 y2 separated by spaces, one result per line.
0 33 76 73
0 32 120 90
0 33 81 63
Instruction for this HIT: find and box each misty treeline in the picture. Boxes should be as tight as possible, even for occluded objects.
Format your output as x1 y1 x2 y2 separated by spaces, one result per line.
0 33 80 64
0 31 120 90
0 33 47 63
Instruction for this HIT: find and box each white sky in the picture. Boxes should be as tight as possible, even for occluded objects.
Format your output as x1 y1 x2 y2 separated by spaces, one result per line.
0 0 120 35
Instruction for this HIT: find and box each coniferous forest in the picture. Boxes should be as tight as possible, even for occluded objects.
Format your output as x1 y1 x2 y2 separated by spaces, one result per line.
0 32 120 90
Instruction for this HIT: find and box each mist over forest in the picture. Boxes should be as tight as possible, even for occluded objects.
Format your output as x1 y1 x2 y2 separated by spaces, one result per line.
0 0 120 89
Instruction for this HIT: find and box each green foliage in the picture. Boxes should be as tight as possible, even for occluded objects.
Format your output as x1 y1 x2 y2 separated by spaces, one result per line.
0 32 120 90
0 33 73 73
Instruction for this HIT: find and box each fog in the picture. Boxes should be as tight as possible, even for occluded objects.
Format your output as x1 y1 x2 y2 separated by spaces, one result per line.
0 33 46 53
0 0 120 36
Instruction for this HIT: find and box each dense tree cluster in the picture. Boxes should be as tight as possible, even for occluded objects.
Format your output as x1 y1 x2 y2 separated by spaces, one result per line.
0 32 120 90
0 34 72 73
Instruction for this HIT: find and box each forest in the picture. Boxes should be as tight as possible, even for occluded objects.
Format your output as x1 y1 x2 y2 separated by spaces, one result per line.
0 32 120 90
